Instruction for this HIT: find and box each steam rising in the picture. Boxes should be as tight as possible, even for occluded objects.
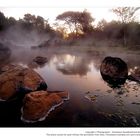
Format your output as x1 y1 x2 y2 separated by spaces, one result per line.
0 25 50 48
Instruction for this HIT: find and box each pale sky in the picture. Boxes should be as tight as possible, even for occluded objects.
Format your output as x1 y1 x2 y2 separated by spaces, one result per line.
0 0 140 25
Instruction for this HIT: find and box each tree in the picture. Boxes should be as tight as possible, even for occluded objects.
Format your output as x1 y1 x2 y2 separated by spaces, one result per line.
0 11 7 30
22 14 51 32
111 7 140 46
56 10 94 36
111 7 140 23
23 14 36 24
78 10 94 34
8 17 16 26
53 22 68 38
35 16 45 32
97 19 107 31
22 14 36 30
103 21 123 39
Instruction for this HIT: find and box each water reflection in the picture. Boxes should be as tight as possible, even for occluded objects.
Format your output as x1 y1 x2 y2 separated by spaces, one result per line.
52 54 92 76
0 47 140 126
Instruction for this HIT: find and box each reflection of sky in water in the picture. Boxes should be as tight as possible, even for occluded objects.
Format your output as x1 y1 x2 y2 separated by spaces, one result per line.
35 54 109 92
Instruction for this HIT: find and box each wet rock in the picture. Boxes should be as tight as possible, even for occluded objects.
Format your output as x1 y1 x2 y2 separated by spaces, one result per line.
33 56 47 65
85 94 98 102
100 56 128 87
85 91 90 94
0 64 47 100
131 102 140 105
21 90 69 123
128 67 140 83
106 89 112 93
0 43 11 62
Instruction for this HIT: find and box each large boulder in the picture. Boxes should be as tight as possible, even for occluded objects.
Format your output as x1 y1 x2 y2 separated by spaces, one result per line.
0 64 47 100
100 56 128 87
21 90 69 122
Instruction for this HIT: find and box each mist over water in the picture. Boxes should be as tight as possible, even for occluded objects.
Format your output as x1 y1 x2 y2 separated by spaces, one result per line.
0 25 50 48
0 5 140 127
0 36 140 126
0 13 140 126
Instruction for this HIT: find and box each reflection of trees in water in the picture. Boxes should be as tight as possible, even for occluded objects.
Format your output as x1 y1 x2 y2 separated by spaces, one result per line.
53 54 94 76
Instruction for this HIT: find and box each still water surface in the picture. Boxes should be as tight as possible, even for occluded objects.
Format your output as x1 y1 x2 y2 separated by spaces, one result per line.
0 48 140 127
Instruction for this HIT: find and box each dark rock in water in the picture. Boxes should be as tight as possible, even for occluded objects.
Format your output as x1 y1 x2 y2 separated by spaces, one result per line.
0 64 47 100
100 56 128 87
21 90 69 123
36 81 48 91
33 56 47 65
128 67 140 83
0 43 11 61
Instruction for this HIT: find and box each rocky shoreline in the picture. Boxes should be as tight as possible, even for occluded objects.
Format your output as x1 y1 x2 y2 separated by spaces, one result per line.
0 64 69 123
21 91 69 123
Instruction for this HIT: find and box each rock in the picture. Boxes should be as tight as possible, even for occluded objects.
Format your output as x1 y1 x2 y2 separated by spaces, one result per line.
33 56 47 65
0 64 47 100
0 43 11 62
100 56 128 87
21 90 69 122
132 102 140 105
128 67 140 83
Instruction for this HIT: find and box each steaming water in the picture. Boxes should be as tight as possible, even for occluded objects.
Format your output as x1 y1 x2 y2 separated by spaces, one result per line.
0 46 140 127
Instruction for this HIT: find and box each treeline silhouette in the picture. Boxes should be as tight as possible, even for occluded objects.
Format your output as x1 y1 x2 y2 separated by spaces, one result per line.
0 9 140 48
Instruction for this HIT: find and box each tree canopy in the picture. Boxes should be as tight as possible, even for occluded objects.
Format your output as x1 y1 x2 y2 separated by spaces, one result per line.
0 9 140 48
56 10 94 36
111 7 140 23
